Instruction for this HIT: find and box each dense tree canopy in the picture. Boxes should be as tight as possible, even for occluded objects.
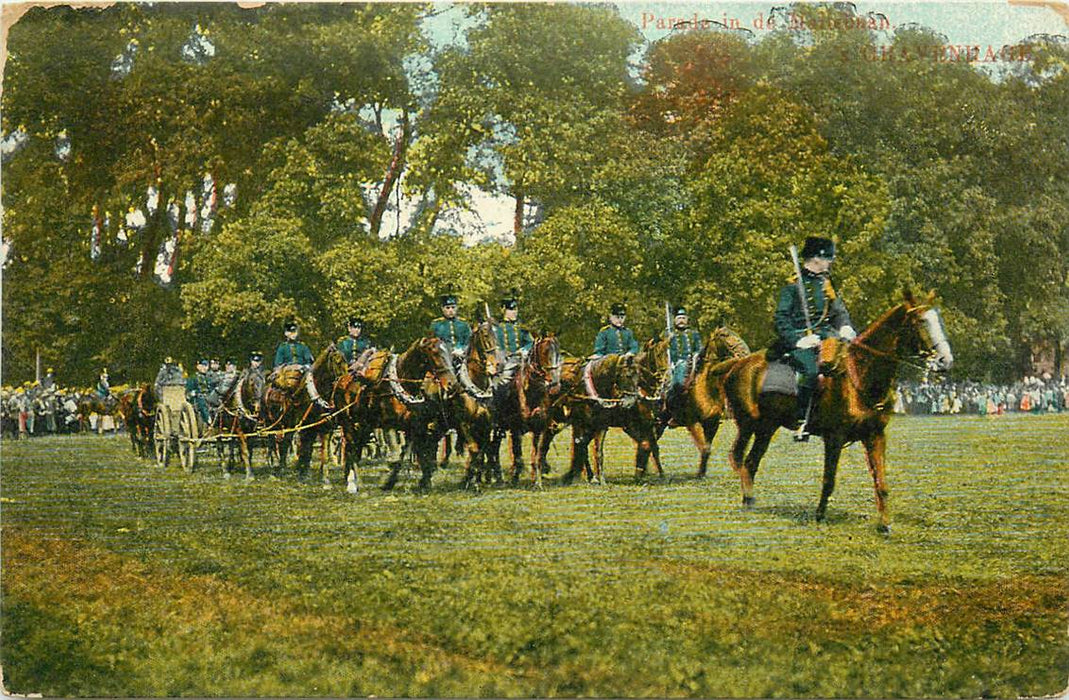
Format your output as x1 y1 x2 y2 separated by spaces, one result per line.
3 2 1066 385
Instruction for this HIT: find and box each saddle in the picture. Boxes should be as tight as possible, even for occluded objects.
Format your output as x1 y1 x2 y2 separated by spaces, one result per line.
266 365 306 393
760 338 846 396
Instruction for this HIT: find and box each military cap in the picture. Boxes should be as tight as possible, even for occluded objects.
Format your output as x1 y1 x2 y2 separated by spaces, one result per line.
440 293 458 306
348 316 364 328
801 236 836 260
249 351 264 362
674 306 688 317
284 321 299 332
197 357 210 366
164 356 175 365
501 289 519 310
225 358 236 367
101 368 109 375
610 303 627 316
46 367 54 373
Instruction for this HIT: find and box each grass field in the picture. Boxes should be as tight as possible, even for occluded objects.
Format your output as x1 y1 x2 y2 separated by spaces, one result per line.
2 414 1067 697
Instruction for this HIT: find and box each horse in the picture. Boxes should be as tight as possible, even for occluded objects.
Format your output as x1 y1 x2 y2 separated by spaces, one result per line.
657 326 751 477
337 336 458 493
117 385 155 457
210 369 265 481
448 319 508 487
493 334 564 488
553 353 642 485
260 344 350 486
77 392 120 434
718 290 953 532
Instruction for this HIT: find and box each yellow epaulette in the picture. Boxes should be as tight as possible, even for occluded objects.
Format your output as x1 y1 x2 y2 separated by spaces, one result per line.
600 325 612 332
336 335 349 344
432 317 445 322
824 278 837 300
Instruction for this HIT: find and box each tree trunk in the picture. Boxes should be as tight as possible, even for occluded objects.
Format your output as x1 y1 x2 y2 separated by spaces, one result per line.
368 108 411 239
513 191 525 240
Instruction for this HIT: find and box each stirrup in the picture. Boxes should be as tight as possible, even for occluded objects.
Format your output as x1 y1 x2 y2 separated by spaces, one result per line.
793 424 810 442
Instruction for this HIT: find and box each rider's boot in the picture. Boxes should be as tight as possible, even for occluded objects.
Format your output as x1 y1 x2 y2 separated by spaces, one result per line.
794 384 813 442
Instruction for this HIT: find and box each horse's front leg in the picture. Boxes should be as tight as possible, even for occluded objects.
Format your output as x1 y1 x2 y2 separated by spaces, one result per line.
815 435 845 524
508 427 524 484
318 431 332 489
591 428 607 484
862 430 890 533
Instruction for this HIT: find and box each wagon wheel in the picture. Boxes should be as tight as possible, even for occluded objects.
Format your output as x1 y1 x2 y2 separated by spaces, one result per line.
153 406 171 468
178 404 199 473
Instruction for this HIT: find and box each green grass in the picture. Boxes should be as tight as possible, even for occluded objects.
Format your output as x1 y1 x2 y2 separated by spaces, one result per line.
2 414 1067 697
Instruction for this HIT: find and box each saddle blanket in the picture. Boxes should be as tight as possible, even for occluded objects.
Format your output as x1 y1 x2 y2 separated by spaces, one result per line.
761 360 799 396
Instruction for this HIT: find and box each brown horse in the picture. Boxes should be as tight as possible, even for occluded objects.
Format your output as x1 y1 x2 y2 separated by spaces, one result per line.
260 344 350 485
450 319 507 487
77 392 121 434
489 334 564 487
718 290 953 532
658 326 751 477
117 384 155 457
210 369 265 481
554 353 642 485
337 336 458 493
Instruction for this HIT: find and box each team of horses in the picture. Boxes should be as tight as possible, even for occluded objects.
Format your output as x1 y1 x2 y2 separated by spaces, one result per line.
120 290 952 532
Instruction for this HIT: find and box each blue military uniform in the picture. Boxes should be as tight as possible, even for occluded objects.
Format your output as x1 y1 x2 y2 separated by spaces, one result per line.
668 325 703 388
430 294 471 354
274 337 314 366
94 371 110 399
773 236 853 431
338 334 372 363
594 304 639 356
186 360 212 424
338 317 373 363
594 325 638 355
495 320 533 355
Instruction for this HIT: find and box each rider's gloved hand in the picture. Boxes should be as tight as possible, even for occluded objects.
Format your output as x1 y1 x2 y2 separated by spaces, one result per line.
796 333 821 350
838 325 857 341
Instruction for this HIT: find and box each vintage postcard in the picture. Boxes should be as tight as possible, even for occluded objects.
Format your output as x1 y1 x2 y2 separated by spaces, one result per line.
2 1 1067 697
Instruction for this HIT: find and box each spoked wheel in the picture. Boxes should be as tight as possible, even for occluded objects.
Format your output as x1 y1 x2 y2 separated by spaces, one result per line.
154 407 172 468
178 404 199 473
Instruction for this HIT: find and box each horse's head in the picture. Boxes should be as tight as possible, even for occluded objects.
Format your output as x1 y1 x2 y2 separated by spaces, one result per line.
637 337 670 389
469 319 506 378
417 335 459 395
531 334 563 389
314 343 349 379
707 326 751 362
903 290 954 373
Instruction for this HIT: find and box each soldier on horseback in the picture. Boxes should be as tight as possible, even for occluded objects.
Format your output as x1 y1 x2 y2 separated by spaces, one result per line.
494 291 533 385
663 305 703 423
337 316 374 372
248 351 265 378
430 293 472 362
774 236 857 441
94 369 111 400
593 303 639 357
273 320 330 409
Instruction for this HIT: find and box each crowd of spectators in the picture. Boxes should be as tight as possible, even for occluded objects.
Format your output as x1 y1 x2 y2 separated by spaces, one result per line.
895 375 1069 415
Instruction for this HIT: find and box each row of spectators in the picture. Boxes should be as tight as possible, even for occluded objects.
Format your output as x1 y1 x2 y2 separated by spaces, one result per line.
894 376 1069 415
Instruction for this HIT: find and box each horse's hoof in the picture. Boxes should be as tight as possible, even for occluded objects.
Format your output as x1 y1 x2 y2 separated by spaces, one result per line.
814 510 826 523
346 482 358 495
322 483 332 491
223 471 232 480
742 496 755 509
876 523 891 535
244 476 254 484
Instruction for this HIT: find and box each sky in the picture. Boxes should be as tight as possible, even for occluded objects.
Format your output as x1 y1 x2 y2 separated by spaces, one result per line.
414 1 1068 245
